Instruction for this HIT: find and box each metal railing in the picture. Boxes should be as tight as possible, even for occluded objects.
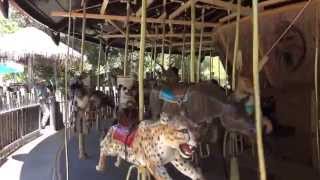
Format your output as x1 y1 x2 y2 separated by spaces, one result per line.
0 89 38 112
0 104 40 164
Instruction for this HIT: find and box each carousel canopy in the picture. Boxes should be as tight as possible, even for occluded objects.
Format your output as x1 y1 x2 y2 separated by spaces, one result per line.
0 27 82 60
8 0 304 52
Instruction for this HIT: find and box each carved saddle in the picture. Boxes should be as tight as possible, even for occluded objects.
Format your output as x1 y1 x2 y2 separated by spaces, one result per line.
111 124 137 147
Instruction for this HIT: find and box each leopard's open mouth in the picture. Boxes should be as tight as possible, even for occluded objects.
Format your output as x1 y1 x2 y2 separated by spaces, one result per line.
179 143 195 159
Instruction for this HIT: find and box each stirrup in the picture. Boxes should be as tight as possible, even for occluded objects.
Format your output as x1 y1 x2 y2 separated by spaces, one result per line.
199 143 210 159
126 165 151 180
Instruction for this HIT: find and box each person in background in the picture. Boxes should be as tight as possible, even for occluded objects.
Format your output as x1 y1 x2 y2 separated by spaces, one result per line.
36 80 51 129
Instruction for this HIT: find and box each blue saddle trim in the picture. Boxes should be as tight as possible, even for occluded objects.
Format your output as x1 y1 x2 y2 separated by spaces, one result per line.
159 88 178 103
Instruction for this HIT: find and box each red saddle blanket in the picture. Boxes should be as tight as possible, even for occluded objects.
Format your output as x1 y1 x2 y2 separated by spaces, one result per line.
112 125 137 147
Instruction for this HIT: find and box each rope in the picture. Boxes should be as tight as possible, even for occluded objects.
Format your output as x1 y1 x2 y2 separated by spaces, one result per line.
224 10 230 95
252 1 267 180
161 0 166 66
64 0 72 179
197 8 205 83
232 0 241 91
80 0 87 72
260 0 312 70
97 25 103 88
181 24 186 82
124 0 130 76
190 0 196 83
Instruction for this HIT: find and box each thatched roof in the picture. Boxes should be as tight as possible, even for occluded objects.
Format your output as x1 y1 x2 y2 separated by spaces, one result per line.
0 27 81 60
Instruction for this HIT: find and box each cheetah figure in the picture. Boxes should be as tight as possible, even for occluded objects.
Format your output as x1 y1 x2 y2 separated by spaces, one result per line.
96 115 205 180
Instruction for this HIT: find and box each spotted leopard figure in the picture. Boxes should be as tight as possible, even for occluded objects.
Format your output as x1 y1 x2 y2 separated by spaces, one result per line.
96 114 206 180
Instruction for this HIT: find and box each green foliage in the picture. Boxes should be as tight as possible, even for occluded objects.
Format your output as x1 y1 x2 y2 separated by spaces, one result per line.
0 14 19 35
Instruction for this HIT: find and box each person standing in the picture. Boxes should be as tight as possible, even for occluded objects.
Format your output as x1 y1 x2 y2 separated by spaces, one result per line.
36 81 51 129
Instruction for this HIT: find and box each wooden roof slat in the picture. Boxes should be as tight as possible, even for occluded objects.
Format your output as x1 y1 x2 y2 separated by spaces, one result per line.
259 0 292 9
136 0 154 17
100 0 109 14
102 32 213 39
51 11 219 27
169 0 192 19
198 0 251 15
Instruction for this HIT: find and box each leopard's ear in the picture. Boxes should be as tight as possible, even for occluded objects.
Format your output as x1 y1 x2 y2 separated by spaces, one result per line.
160 112 169 124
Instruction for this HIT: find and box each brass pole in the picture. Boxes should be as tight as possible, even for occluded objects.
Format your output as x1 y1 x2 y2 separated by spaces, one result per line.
252 0 267 180
190 0 196 83
232 0 241 91
124 0 130 76
161 0 166 66
138 0 147 121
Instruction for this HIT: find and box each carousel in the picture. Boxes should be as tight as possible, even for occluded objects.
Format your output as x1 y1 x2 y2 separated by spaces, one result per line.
0 0 320 180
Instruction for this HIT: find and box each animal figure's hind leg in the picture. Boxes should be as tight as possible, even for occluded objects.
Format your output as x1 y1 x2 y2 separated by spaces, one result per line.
171 157 206 180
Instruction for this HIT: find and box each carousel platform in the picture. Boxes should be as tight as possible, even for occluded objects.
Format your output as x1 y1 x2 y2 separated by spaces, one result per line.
57 130 228 180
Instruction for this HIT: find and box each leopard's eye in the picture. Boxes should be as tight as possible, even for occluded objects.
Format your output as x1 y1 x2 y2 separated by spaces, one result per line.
178 129 188 134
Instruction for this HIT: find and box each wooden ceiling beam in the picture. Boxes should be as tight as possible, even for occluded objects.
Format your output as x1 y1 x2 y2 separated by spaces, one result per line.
51 11 219 27
102 33 213 39
136 0 154 17
259 0 292 9
198 0 251 16
169 0 192 19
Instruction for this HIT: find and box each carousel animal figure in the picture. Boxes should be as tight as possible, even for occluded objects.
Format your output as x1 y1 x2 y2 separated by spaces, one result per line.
149 68 273 160
96 112 206 180
69 73 115 159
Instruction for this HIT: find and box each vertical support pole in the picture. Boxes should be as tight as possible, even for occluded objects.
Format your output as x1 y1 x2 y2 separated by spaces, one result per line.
314 5 320 172
252 1 267 180
124 0 130 76
197 8 205 82
232 0 241 91
80 0 87 72
161 0 166 66
138 0 147 121
190 0 196 83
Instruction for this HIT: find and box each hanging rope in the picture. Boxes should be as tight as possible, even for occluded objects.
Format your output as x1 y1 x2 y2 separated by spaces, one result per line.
224 10 230 95
97 25 103 88
232 0 241 91
124 0 131 76
259 0 312 71
315 4 320 172
197 8 205 83
181 24 186 82
161 0 166 66
190 0 196 83
252 0 267 180
153 25 158 79
80 0 87 72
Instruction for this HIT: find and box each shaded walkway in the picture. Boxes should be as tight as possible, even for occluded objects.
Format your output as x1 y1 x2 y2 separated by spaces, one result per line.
0 128 65 180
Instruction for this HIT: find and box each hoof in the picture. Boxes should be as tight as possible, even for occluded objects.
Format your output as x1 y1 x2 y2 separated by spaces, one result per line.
96 165 105 172
79 153 88 160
